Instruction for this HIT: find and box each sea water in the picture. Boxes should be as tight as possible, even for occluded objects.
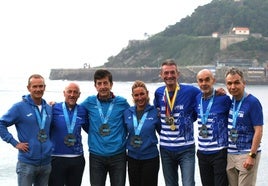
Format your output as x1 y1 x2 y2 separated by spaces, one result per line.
0 75 267 185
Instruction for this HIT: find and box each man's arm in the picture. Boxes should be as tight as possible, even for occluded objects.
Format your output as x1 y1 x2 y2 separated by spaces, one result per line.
243 125 263 169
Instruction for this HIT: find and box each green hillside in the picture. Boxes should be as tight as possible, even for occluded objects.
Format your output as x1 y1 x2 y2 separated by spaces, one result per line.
101 0 268 68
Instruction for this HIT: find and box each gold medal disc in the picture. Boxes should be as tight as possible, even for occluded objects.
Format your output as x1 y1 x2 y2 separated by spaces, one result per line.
170 124 176 131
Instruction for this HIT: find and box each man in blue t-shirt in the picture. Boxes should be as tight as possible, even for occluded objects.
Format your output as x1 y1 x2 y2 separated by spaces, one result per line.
49 82 89 186
225 68 263 186
154 59 200 186
195 69 231 186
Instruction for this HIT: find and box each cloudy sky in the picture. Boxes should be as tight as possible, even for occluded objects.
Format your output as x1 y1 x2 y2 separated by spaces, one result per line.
0 0 212 75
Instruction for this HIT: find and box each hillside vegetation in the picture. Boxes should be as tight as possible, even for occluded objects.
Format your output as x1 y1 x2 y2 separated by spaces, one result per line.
102 0 268 68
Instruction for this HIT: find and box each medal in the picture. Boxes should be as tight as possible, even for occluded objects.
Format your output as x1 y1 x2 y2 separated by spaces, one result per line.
132 111 148 146
130 135 143 148
37 129 47 143
166 116 176 130
99 124 110 136
164 85 179 131
230 94 245 143
229 128 238 142
199 89 215 138
165 116 174 125
165 117 170 124
199 124 208 138
96 98 114 136
170 124 176 131
34 106 47 143
62 102 78 146
64 134 76 146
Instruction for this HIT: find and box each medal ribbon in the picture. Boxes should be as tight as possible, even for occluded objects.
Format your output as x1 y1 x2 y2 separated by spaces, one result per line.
62 102 78 134
34 106 47 130
200 89 215 124
96 98 114 124
133 111 148 135
165 84 180 116
232 93 246 128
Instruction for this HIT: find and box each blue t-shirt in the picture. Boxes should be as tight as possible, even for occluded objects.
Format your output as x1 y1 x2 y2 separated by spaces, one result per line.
228 94 263 154
50 102 89 156
195 93 231 154
154 83 200 152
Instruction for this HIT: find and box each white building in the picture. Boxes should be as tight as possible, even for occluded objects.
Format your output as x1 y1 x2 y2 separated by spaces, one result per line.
232 27 250 35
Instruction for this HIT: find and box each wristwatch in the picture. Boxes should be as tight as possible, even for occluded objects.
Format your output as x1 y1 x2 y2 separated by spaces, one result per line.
248 152 257 158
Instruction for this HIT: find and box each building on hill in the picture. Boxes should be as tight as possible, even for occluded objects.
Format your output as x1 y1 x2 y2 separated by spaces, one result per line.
219 27 250 50
212 32 219 38
232 27 250 35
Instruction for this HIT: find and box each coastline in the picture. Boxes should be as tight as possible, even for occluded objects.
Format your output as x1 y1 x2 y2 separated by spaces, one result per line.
49 67 268 85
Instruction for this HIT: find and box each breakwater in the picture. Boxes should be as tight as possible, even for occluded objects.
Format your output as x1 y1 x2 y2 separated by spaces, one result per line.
49 67 268 85
49 67 198 83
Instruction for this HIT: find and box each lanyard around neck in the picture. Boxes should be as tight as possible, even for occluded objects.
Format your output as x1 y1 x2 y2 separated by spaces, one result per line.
133 111 148 135
232 93 246 128
62 102 78 134
96 98 114 124
165 84 180 115
34 106 47 130
200 89 215 125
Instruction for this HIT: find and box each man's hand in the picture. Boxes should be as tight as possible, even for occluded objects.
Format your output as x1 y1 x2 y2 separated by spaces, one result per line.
16 142 29 152
243 156 255 170
215 87 226 96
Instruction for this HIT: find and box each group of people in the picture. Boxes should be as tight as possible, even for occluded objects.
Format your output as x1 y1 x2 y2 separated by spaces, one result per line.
0 59 263 186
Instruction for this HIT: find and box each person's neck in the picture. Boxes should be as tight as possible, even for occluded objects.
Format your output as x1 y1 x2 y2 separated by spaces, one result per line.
66 102 75 110
136 106 145 111
234 92 245 101
203 89 214 99
98 95 111 101
166 84 177 92
33 98 42 105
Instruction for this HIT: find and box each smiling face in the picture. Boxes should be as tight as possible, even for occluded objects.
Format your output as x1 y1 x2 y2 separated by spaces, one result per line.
27 75 46 105
95 76 113 100
131 80 149 111
132 87 149 111
196 69 215 98
64 83 80 108
160 64 179 91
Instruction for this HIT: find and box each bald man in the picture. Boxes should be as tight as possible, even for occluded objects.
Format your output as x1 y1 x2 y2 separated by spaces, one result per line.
49 82 89 186
195 69 231 186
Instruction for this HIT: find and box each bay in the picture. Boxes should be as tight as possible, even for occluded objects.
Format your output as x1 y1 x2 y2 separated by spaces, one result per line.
0 75 267 185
